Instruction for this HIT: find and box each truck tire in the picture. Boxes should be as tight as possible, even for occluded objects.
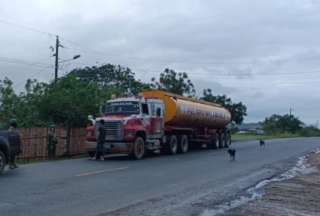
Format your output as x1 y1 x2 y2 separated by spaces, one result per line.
168 135 178 155
130 137 145 160
178 135 189 153
0 150 6 175
208 135 218 149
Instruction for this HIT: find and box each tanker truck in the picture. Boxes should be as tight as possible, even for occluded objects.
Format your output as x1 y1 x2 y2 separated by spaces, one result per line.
85 90 232 159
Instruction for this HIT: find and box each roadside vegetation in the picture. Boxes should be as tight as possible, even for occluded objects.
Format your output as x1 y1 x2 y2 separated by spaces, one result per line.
232 133 301 142
232 114 320 142
2 62 318 146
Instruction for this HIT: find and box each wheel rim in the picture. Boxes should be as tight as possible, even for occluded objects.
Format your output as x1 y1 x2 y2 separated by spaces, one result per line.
181 136 189 153
135 138 145 159
215 138 219 148
170 136 178 154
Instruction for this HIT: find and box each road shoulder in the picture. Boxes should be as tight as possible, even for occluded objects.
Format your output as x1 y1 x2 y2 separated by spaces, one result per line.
223 150 320 216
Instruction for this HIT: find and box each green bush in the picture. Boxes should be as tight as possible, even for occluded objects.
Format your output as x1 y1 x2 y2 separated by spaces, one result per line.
299 126 320 137
0 122 6 130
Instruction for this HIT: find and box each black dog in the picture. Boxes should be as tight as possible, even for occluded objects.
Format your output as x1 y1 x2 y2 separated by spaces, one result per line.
259 139 265 147
227 148 236 161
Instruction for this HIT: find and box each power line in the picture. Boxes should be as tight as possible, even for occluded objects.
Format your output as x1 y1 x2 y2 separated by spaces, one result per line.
57 41 320 78
0 19 309 70
0 19 82 82
0 56 53 68
1 18 320 83
0 18 55 37
54 37 320 71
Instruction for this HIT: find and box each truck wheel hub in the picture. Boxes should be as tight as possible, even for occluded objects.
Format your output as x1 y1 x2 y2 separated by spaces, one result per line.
134 139 145 158
182 141 188 152
170 136 178 153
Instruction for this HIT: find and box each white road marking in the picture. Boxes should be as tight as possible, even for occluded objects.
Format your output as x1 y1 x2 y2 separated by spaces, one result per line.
76 166 129 177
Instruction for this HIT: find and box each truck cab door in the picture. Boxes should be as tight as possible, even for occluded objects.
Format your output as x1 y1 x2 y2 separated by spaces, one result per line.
148 103 164 139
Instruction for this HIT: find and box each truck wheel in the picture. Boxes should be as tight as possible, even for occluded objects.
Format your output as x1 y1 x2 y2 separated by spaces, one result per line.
131 137 145 160
168 135 178 155
178 135 189 153
208 136 218 149
0 150 6 175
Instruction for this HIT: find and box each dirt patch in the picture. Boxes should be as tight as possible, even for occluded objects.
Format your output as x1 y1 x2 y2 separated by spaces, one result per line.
224 151 320 216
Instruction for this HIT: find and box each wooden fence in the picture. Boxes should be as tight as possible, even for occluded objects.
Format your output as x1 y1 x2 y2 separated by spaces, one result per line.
17 127 87 161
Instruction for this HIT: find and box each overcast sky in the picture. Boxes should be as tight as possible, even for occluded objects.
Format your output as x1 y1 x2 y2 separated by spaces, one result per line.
0 0 320 125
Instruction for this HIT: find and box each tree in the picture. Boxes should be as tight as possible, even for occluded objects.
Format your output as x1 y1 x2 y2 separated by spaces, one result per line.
16 79 48 127
151 68 196 96
0 78 50 128
201 88 247 124
262 114 303 134
69 64 150 95
38 75 108 155
0 78 20 126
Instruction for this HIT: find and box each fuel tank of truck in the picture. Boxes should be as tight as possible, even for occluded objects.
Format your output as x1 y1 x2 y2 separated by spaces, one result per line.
140 91 231 129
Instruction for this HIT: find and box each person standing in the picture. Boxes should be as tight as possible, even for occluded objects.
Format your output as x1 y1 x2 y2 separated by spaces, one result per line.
47 125 57 159
8 119 20 169
96 119 106 160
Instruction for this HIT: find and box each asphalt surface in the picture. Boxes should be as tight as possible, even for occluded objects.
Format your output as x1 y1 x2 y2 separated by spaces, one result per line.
1 137 320 216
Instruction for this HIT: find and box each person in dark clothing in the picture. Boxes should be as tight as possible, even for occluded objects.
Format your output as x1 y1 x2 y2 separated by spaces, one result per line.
47 126 57 159
96 119 106 160
9 153 18 169
8 119 19 169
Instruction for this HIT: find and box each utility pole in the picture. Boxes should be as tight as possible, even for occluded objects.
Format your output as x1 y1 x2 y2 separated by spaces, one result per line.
54 35 60 83
289 107 293 117
51 35 79 83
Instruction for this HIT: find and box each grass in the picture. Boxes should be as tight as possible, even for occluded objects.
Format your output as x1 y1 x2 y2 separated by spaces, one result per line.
232 133 301 142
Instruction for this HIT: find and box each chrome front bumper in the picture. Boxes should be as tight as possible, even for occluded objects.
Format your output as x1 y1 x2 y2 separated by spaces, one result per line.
85 141 131 154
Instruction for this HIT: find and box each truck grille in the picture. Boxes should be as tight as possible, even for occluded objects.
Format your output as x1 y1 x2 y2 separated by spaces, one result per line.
102 121 123 141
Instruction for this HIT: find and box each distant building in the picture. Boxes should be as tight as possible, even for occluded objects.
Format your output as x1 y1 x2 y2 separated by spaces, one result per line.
237 123 264 135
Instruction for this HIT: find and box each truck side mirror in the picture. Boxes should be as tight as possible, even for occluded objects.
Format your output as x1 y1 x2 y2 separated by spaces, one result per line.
88 115 96 125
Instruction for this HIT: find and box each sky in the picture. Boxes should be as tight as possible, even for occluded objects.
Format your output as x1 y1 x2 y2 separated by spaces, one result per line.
0 0 319 125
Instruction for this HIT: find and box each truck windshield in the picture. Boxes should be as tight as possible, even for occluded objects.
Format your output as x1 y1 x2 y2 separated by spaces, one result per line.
103 101 140 115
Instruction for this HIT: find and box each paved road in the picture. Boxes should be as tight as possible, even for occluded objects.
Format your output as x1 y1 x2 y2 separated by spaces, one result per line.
1 138 320 216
